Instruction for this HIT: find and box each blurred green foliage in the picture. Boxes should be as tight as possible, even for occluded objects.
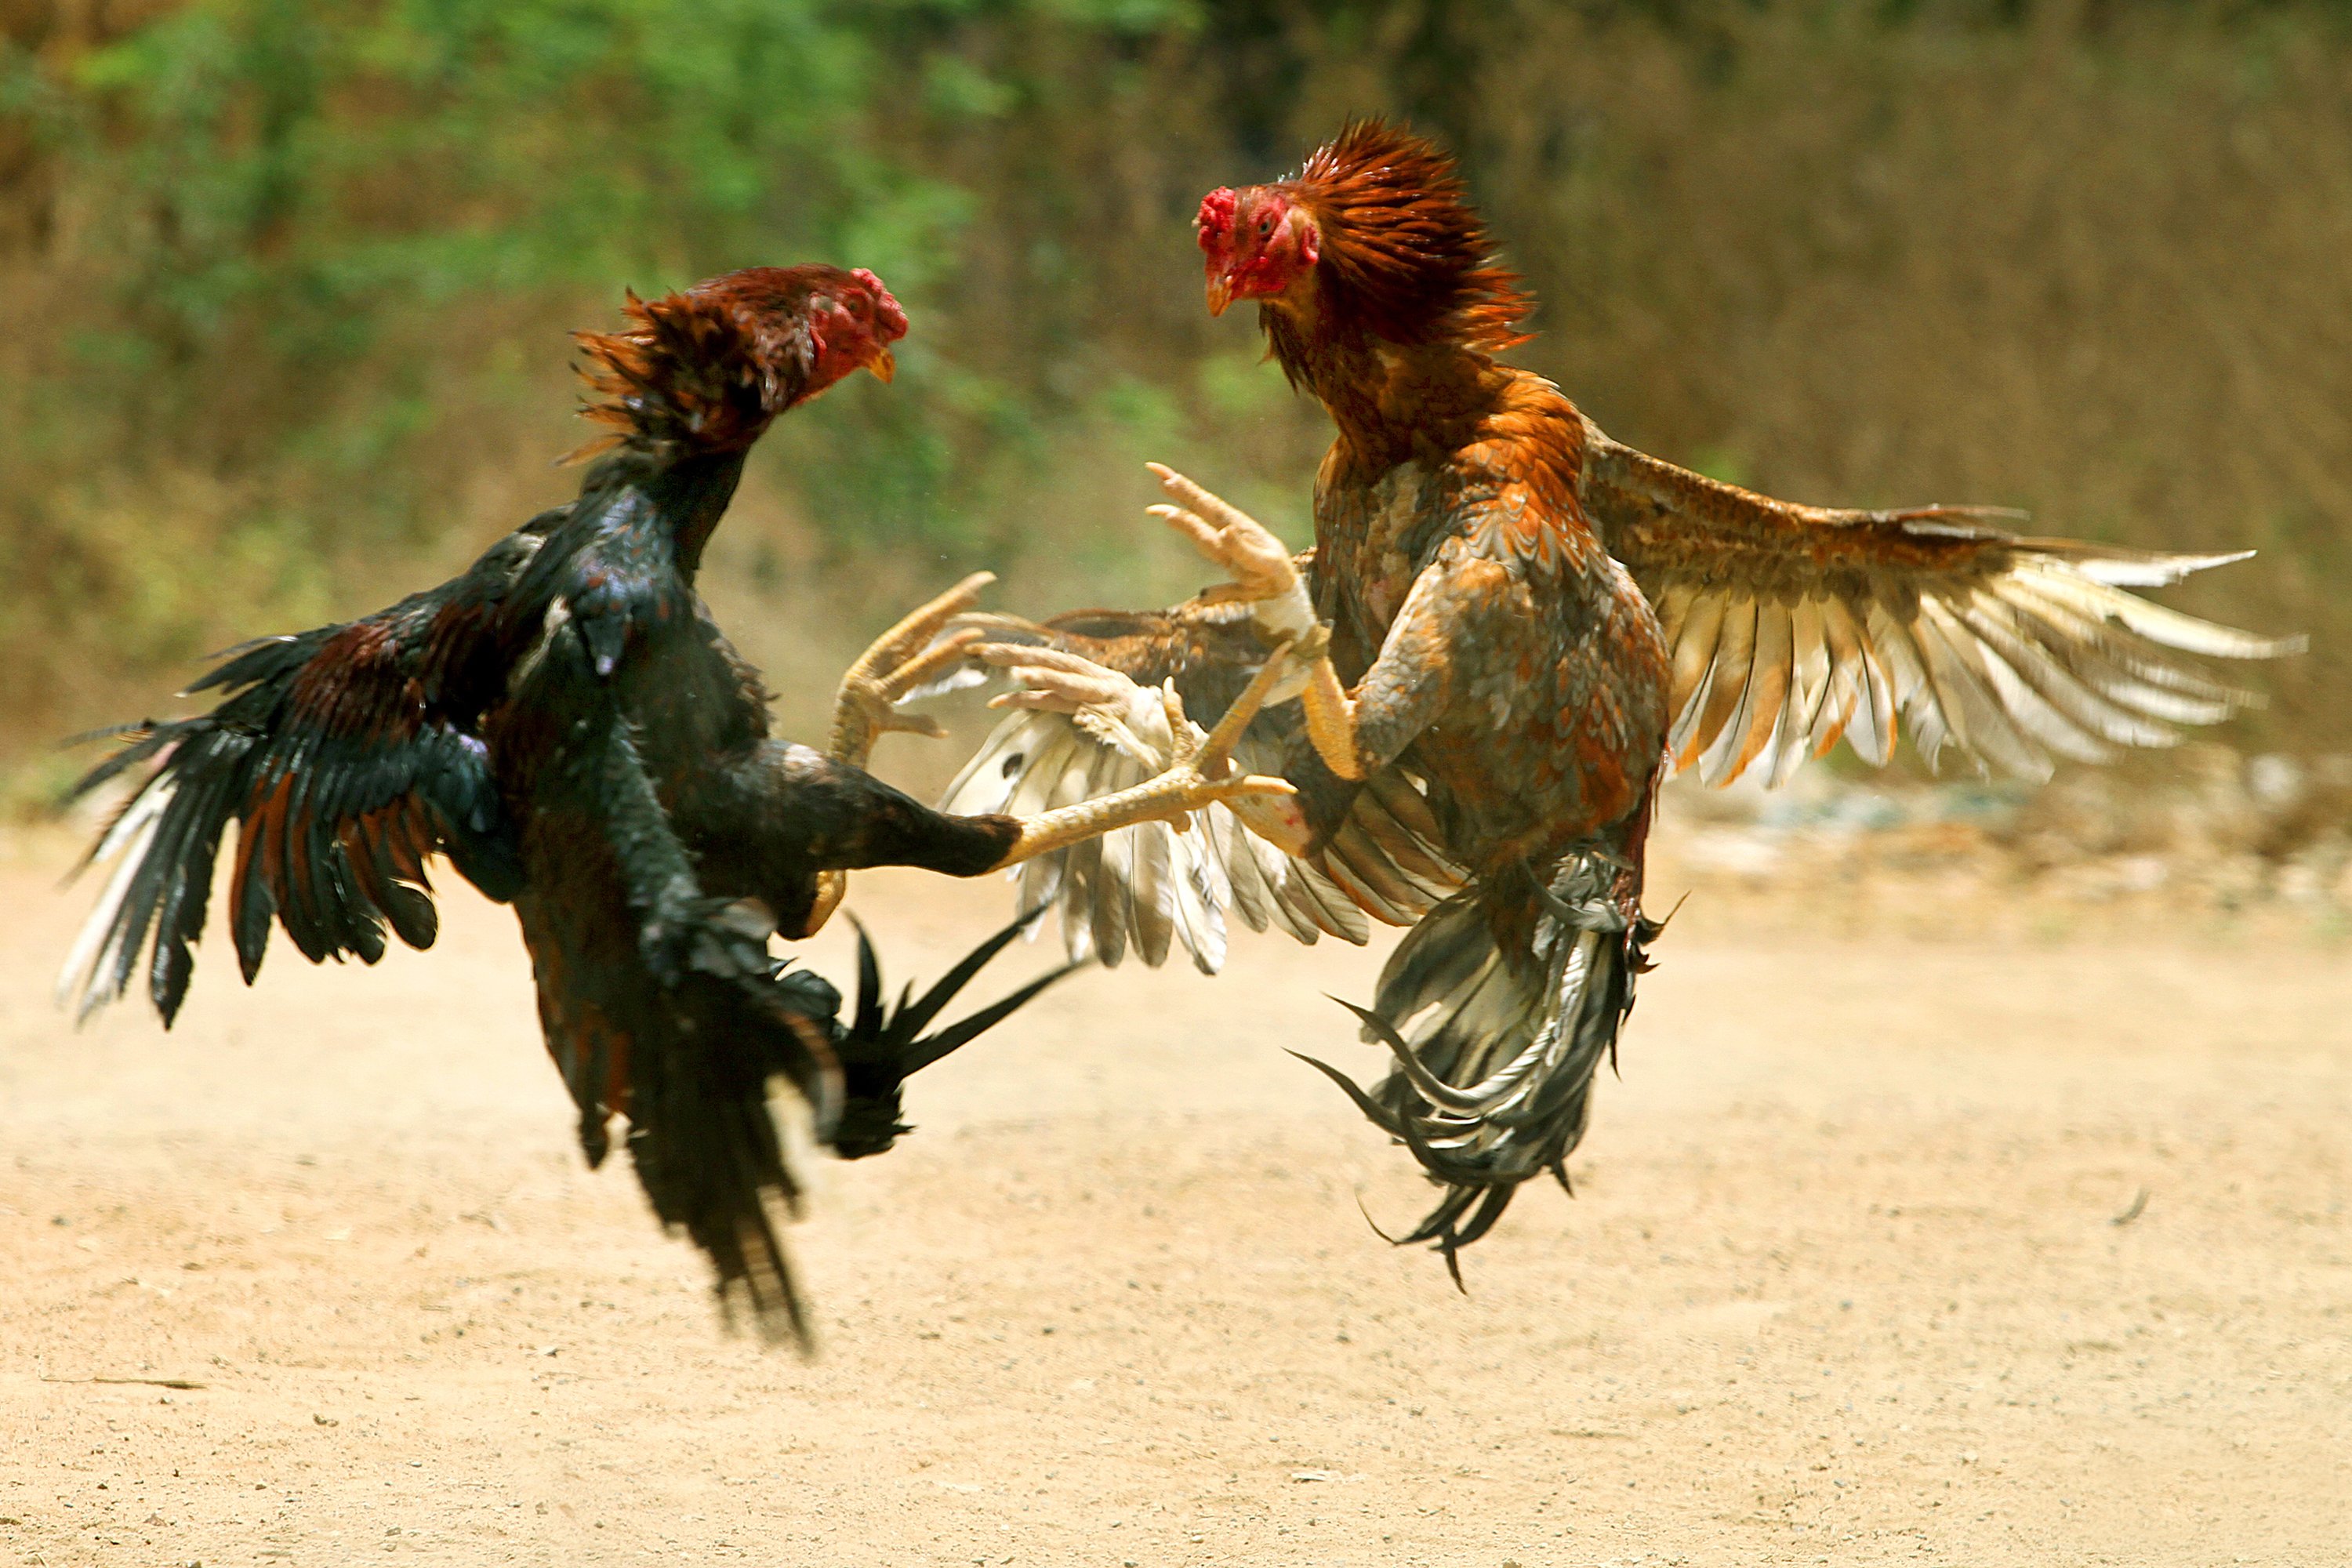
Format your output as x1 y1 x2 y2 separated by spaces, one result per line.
8 0 996 530
1 0 2346 757
0 0 1276 742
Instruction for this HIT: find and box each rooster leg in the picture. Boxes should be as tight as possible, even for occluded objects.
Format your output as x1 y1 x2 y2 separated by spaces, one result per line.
1144 463 1363 779
742 648 1300 914
1286 622 1363 782
811 572 996 935
973 641 1314 856
983 647 1300 868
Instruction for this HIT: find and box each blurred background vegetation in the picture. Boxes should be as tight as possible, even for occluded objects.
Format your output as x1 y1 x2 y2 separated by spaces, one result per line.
2 0 2345 782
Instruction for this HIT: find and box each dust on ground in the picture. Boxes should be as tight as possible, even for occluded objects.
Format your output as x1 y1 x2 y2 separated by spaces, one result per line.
2 822 2347 1567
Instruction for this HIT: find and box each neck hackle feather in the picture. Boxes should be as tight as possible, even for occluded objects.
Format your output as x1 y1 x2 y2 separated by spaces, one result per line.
568 276 816 462
1286 118 1533 354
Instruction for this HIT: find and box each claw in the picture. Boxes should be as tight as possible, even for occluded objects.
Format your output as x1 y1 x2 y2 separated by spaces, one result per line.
1146 462 1259 534
1160 684 1192 750
877 711 949 740
1144 464 1302 603
1141 464 1359 782
831 575 995 768
877 626 983 704
846 572 996 690
978 644 1139 714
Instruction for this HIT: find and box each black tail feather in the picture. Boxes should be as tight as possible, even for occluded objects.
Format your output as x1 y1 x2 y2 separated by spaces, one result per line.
882 906 1043 1043
633 905 1076 1352
829 906 1076 1160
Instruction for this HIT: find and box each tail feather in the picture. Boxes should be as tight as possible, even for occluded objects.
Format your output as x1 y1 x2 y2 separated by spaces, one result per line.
826 906 1078 1161
859 905 1073 1076
1304 848 1658 1276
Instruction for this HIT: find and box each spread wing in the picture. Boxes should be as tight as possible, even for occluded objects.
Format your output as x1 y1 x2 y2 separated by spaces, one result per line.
1579 424 2304 786
935 601 1462 974
58 529 543 1025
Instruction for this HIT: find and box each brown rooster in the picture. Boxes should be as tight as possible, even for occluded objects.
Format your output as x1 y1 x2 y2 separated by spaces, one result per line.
938 121 2301 1277
57 263 1294 1345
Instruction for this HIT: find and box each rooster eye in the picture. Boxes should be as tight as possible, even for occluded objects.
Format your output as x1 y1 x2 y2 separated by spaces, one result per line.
1257 219 1273 237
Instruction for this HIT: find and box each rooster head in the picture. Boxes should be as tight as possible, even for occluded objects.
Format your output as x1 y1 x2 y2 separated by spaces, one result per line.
1196 185 1322 316
572 263 909 459
697 263 907 405
1196 119 1530 354
800 267 909 394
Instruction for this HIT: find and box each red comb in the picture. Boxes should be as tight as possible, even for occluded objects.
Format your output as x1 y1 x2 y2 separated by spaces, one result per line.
851 267 908 342
1196 187 1239 252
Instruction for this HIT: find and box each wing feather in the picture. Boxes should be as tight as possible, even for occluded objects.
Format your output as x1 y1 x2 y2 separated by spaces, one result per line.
1991 582 2241 725
1665 591 1727 742
1582 424 2300 784
1166 816 1229 976
1082 750 1133 969
1911 597 2049 779
1680 597 1756 772
1209 804 1276 935
1732 598 1794 782
60 606 518 1025
1953 593 2148 754
1769 598 1833 786
1126 820 1175 969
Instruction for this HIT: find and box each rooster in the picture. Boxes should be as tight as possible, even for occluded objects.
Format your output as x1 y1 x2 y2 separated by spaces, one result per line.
938 122 2301 1277
56 264 1294 1345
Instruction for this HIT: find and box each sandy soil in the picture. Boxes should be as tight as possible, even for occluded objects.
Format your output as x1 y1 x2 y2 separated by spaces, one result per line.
2 826 2348 1568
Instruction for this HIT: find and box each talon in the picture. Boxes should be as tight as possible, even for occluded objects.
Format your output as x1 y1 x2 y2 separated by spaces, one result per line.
858 572 995 678
1222 772 1297 801
978 644 1137 714
1144 464 1301 603
877 627 983 702
830 573 996 767
1190 582 1260 607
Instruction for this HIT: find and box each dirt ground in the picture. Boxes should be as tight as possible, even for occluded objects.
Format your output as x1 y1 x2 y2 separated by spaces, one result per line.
2 824 2347 1568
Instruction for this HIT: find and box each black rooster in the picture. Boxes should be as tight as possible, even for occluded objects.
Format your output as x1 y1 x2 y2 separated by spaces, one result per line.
56 264 1293 1345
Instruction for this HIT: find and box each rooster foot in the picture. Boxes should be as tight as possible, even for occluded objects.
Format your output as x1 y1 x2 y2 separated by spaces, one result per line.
828 572 997 766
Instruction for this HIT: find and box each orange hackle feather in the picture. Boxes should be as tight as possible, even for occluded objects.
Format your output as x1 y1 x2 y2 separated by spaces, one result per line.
1287 118 1533 354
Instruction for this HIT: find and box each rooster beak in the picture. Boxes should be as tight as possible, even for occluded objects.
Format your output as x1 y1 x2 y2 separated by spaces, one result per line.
1205 274 1232 318
866 346 896 384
